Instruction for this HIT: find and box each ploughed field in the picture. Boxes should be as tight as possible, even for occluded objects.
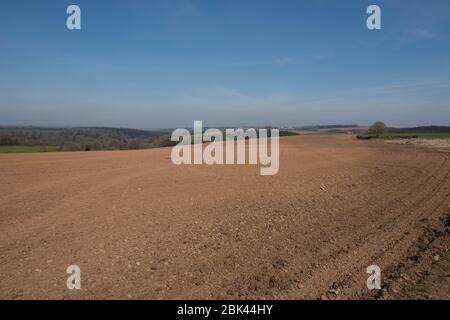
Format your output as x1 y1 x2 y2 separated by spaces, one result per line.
0 135 449 299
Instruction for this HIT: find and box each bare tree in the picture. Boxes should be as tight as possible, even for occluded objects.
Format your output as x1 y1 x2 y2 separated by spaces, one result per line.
368 121 387 138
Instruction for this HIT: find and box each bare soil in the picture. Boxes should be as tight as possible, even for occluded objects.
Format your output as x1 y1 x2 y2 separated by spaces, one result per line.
385 138 450 152
0 135 448 299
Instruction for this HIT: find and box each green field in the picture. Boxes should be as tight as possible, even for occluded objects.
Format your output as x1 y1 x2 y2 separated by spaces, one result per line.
0 146 60 153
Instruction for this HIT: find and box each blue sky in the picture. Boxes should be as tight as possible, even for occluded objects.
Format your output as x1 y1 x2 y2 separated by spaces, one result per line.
0 0 449 128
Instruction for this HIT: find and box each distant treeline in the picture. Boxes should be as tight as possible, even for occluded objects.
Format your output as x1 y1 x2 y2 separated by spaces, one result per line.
388 126 450 133
293 124 359 130
0 126 298 152
0 127 176 151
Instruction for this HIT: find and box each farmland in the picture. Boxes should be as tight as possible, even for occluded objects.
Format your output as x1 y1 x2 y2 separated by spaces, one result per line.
0 146 60 153
0 134 448 299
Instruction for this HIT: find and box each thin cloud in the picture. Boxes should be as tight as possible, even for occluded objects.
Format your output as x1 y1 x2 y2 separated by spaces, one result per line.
410 28 439 40
399 28 440 45
311 52 335 60
274 57 294 66
166 2 199 25
223 57 295 68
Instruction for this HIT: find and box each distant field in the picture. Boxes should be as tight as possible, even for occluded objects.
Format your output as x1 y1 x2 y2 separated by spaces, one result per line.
357 132 450 140
0 146 60 153
383 132 450 139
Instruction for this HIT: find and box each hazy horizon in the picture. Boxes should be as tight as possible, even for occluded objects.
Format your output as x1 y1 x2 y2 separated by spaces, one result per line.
1 0 450 129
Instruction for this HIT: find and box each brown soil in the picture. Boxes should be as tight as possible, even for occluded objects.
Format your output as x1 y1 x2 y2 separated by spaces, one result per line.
385 138 450 152
0 135 449 299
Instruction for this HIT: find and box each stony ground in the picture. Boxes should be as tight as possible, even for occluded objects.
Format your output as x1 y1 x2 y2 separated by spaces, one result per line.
385 138 450 152
0 135 448 299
